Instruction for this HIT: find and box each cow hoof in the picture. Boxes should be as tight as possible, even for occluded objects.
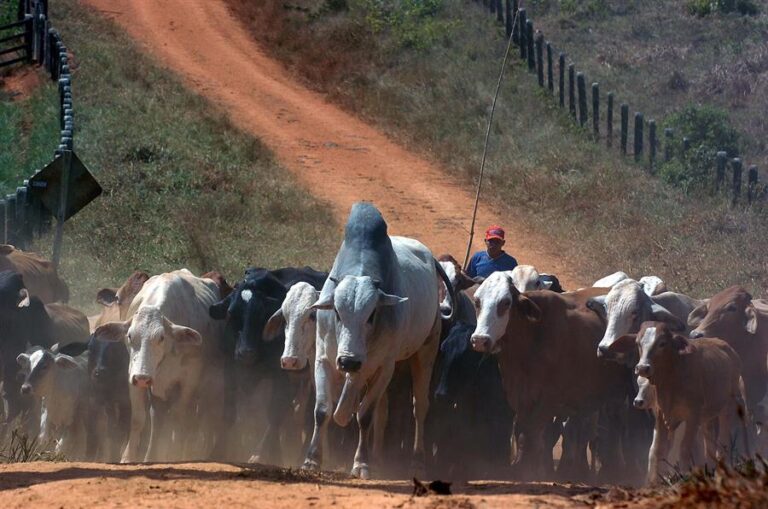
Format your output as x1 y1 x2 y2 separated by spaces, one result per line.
302 459 320 471
247 454 260 464
351 462 370 479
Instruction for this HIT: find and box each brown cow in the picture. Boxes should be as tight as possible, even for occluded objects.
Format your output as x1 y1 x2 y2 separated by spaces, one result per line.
201 271 234 300
0 244 68 303
89 271 151 331
618 322 745 484
45 303 90 347
470 271 628 480
688 286 768 415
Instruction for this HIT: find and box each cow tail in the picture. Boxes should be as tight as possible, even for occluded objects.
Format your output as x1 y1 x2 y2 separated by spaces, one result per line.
434 259 456 323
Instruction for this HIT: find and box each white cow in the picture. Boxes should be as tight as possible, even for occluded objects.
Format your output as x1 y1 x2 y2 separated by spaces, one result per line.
302 202 449 479
264 281 320 371
509 265 556 292
92 269 226 462
592 271 629 288
17 348 89 458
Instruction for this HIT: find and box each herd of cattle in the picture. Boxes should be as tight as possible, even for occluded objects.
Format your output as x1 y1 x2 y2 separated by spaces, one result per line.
0 202 766 485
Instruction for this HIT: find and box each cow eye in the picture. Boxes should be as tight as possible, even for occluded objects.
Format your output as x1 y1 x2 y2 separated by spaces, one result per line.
309 310 317 322
726 304 737 312
474 298 480 308
367 309 376 325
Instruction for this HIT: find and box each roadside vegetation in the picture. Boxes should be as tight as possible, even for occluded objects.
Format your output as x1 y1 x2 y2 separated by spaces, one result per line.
227 0 768 298
0 0 339 311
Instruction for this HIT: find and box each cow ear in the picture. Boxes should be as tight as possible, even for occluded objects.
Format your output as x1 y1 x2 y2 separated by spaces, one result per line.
675 335 695 355
608 334 637 355
16 353 30 368
96 288 118 307
54 355 79 370
586 295 607 319
170 325 203 346
746 304 759 335
263 308 286 342
455 273 476 292
311 292 335 310
539 279 554 290
17 288 30 308
209 298 230 320
518 295 542 323
688 302 709 329
651 303 685 332
0 244 14 255
93 320 130 343
378 290 408 307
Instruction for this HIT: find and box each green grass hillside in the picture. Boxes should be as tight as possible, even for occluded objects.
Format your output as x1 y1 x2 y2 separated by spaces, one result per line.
230 0 768 298
1 0 339 311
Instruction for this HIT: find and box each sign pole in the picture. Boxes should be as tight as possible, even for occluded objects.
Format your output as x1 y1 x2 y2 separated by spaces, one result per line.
51 149 71 269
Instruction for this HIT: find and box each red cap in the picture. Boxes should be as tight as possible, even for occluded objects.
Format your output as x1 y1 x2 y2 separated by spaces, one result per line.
485 225 505 241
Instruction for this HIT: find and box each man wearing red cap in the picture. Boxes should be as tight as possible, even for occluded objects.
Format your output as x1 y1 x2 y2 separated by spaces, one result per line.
466 225 518 279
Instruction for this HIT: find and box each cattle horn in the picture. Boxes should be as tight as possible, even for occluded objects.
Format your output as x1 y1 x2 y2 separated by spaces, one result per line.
17 288 30 308
746 303 759 335
435 260 456 322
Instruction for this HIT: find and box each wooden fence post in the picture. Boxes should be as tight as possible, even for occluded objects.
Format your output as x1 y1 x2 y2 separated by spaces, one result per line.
715 151 727 193
606 92 614 148
526 21 534 71
592 82 599 139
634 113 644 162
24 15 33 63
518 9 526 60
732 158 742 205
620 104 628 155
748 165 758 204
0 199 5 244
489 0 495 15
496 0 503 23
546 42 553 92
664 128 673 162
558 53 565 107
568 64 575 120
512 0 519 44
535 33 544 86
6 195 16 246
648 120 657 172
577 72 587 127
505 0 513 38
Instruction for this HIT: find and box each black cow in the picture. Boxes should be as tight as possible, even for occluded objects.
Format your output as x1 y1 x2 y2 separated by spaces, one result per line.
209 266 327 464
426 321 513 479
84 337 130 461
0 271 57 427
540 274 565 293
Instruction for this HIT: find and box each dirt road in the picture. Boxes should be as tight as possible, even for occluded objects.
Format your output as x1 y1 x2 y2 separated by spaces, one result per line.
0 462 612 508
81 0 584 290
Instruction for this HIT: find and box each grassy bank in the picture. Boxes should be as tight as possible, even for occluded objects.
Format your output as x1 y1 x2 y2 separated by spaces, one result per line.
1 0 339 311
229 0 768 298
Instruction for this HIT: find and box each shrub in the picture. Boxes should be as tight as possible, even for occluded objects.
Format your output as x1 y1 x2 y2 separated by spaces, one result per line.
660 104 740 192
354 0 458 49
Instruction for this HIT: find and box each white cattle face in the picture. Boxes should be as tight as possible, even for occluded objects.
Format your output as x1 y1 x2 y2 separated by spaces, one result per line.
264 282 319 371
509 265 553 292
313 276 407 373
634 375 656 410
17 349 79 396
592 271 629 288
470 272 541 353
634 322 692 379
92 306 202 387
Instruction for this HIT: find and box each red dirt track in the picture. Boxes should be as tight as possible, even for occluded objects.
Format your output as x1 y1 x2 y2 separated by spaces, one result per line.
82 0 584 291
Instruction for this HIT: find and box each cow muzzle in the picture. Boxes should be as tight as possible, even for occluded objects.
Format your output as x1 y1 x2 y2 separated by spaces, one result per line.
91 367 106 381
235 346 258 365
337 356 362 373
471 334 492 352
20 384 32 395
635 363 652 377
597 345 617 360
281 356 305 371
131 374 153 388
633 396 648 409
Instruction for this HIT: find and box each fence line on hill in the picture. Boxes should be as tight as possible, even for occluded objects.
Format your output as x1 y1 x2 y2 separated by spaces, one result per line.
476 0 764 207
0 0 75 250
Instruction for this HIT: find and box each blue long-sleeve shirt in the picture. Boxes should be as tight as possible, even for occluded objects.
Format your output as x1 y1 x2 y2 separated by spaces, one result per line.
466 251 518 279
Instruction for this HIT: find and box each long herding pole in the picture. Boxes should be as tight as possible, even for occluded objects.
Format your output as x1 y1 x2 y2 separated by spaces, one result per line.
463 6 521 270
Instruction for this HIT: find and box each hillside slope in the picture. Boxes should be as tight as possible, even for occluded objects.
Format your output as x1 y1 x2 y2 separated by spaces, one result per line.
226 0 768 297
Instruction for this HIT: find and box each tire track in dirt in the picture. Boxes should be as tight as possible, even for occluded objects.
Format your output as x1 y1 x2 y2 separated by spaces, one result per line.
83 0 585 289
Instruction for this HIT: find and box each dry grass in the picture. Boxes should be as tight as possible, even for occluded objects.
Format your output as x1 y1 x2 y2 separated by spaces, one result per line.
227 0 768 299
